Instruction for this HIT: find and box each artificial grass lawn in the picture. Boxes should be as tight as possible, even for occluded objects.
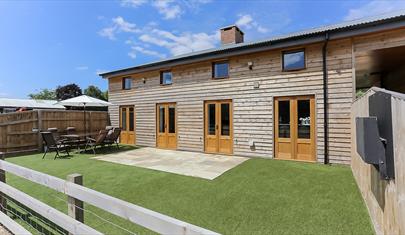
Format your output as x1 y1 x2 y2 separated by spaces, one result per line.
6 146 374 235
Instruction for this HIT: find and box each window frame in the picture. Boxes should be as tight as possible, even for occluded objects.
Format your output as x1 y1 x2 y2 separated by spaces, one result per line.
212 60 230 79
122 77 132 90
282 49 306 72
160 70 173 85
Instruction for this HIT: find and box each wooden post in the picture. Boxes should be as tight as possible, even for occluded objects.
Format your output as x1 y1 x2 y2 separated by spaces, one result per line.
67 174 84 225
0 154 6 214
37 110 43 152
88 112 92 136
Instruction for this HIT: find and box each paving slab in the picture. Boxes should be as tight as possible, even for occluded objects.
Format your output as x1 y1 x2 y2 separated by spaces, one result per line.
92 147 249 180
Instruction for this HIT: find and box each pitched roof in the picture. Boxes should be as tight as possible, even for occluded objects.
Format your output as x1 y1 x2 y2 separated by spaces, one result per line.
0 98 65 109
100 10 405 78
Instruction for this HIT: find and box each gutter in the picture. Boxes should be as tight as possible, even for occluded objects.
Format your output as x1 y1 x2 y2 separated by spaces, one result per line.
322 32 330 164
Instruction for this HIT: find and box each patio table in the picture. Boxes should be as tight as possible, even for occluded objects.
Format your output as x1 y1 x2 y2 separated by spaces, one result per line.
60 134 86 152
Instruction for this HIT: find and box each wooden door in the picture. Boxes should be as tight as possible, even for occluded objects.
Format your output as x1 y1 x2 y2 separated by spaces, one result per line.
295 97 315 161
204 100 233 154
274 96 315 161
274 98 294 159
156 103 177 149
120 106 135 145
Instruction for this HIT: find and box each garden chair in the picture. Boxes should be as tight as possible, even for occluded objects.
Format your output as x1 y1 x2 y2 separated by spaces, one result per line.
66 127 76 135
104 127 121 148
41 132 70 159
84 130 108 154
47 127 61 142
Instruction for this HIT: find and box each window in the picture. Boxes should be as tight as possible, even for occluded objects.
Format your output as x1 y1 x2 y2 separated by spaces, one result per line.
208 104 216 135
122 77 132 90
168 105 176 133
160 71 172 85
297 100 310 139
282 50 305 71
212 61 229 79
221 103 230 136
278 100 290 138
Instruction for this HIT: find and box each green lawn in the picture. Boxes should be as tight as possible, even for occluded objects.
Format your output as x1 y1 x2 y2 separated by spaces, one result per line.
5 146 374 235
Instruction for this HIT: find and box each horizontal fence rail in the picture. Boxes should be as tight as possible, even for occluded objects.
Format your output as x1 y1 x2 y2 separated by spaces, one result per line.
0 181 101 235
0 210 32 235
0 160 220 235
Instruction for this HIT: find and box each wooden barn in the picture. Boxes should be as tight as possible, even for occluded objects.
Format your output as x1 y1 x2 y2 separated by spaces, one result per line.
100 12 405 164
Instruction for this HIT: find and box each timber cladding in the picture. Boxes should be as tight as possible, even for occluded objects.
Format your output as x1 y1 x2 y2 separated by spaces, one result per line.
106 28 405 164
108 37 354 164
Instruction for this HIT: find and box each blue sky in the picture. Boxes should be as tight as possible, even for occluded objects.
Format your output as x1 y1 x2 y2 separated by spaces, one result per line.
1 0 405 99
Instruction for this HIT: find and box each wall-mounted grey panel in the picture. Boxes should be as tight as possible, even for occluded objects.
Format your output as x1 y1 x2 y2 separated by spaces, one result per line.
369 91 395 180
356 117 385 165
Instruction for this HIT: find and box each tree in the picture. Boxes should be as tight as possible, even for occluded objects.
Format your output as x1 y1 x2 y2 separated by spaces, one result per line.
84 85 107 101
56 83 82 100
28 88 56 100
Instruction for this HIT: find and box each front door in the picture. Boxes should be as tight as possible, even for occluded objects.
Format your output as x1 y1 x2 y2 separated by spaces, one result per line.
204 100 233 154
156 103 177 149
120 106 135 144
274 96 315 161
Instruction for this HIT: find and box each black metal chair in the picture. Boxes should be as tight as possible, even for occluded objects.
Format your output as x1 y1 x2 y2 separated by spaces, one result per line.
85 130 108 154
41 132 70 159
66 127 76 135
47 127 62 142
103 127 121 148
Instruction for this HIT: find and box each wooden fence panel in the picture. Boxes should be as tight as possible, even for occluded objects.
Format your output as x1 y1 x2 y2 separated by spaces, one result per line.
351 87 405 235
0 110 109 154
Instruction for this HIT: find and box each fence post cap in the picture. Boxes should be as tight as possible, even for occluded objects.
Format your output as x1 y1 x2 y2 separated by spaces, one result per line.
67 173 82 178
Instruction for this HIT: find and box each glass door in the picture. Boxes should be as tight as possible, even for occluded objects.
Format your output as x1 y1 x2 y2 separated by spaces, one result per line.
204 100 233 154
156 103 177 149
167 104 177 149
218 101 232 154
274 98 294 159
274 96 315 161
120 106 135 144
295 97 315 161
205 101 219 153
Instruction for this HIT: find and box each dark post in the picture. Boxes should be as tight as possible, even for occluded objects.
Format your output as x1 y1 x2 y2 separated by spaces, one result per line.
0 153 7 213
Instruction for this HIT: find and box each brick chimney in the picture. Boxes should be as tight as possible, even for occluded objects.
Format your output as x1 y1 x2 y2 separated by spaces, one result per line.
220 25 244 45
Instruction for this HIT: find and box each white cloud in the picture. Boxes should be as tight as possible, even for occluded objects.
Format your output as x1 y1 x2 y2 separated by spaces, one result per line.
121 0 148 8
75 66 88 71
99 27 116 40
236 14 253 28
120 0 211 20
152 0 182 19
128 46 167 59
96 69 108 75
99 16 140 40
344 1 405 21
139 29 219 56
236 14 268 33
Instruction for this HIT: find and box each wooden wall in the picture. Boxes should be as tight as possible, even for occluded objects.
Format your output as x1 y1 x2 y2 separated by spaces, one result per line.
351 88 405 235
108 38 354 164
0 110 109 154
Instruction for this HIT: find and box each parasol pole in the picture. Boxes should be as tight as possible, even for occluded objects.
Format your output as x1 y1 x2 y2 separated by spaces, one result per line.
83 102 86 137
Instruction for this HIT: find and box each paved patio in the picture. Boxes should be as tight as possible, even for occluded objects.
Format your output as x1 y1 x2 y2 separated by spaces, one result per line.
92 147 249 180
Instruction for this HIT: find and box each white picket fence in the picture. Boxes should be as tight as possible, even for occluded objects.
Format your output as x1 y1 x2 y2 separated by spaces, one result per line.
0 159 220 235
